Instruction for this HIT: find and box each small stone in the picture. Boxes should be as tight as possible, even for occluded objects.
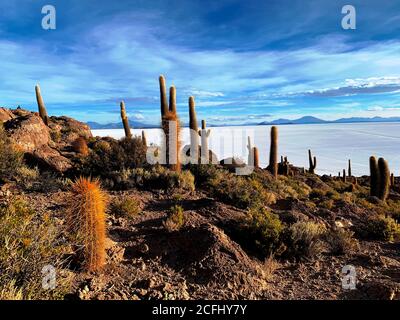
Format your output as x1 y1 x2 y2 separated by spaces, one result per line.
140 261 146 271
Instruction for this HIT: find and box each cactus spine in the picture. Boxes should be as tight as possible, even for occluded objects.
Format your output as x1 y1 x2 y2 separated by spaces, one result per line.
199 120 211 164
120 101 132 139
67 177 107 272
308 149 317 174
35 84 49 125
159 76 180 172
253 147 259 168
188 96 199 163
348 159 352 177
268 126 278 178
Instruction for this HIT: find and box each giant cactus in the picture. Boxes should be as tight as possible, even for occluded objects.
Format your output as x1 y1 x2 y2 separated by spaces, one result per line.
159 76 180 172
142 130 147 147
308 149 317 174
369 156 380 197
247 136 253 166
35 84 49 125
199 120 211 164
120 101 132 139
253 147 259 168
268 126 278 178
378 157 390 201
348 159 352 177
188 96 199 163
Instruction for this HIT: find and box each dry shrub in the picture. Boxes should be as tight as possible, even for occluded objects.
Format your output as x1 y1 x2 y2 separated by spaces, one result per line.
260 255 280 281
0 124 23 182
111 196 141 218
325 228 359 255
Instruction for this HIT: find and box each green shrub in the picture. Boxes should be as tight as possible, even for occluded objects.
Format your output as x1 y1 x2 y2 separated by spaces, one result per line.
81 136 146 178
164 205 185 232
360 215 400 241
244 206 284 256
110 196 141 218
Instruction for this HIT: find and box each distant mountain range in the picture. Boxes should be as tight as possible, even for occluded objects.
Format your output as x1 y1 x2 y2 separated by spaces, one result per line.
87 116 400 129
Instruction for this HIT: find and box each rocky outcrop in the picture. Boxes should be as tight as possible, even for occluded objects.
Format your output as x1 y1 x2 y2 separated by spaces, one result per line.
0 107 15 123
2 108 92 173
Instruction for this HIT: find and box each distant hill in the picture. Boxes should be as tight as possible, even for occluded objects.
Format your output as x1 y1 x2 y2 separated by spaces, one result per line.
87 115 400 129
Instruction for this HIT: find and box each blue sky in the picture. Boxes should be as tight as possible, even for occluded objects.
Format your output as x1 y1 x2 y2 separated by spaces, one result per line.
0 0 400 126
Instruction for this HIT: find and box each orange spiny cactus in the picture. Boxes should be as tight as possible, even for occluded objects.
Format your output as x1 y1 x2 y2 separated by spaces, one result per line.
67 177 107 272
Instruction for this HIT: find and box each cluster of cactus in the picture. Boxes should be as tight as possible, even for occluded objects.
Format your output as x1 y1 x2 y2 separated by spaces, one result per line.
35 84 49 125
67 177 107 272
369 156 390 201
308 149 317 174
267 126 278 178
120 101 132 139
159 75 180 172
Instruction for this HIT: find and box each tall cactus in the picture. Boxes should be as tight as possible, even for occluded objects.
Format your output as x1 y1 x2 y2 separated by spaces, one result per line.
142 130 147 147
390 173 395 188
348 159 352 177
35 84 49 125
67 177 107 272
253 147 259 168
159 75 180 172
369 156 380 197
342 169 346 182
247 136 253 166
308 149 317 174
268 126 278 178
199 120 211 164
378 157 390 201
120 101 132 139
188 96 199 163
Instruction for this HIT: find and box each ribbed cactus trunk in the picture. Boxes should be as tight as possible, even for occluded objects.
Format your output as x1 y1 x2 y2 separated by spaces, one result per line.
369 156 380 197
378 157 390 201
67 177 107 272
120 101 132 139
35 84 49 125
342 169 346 182
308 149 317 174
188 96 199 164
268 126 278 178
199 120 210 164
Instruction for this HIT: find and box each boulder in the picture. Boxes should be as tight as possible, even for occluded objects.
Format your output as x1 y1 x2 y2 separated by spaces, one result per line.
4 113 50 152
30 144 72 173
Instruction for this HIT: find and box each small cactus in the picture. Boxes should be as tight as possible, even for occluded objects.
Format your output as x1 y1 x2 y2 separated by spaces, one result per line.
308 149 317 174
67 177 107 272
120 101 132 139
199 120 211 164
390 173 395 188
342 169 346 183
35 84 49 125
268 126 278 178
